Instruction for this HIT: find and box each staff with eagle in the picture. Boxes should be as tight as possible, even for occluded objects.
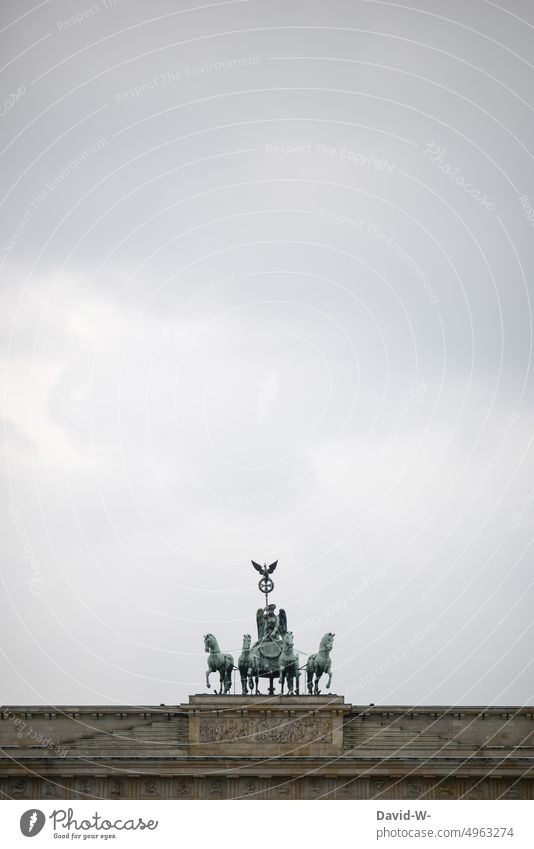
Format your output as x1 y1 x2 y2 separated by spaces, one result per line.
251 559 287 643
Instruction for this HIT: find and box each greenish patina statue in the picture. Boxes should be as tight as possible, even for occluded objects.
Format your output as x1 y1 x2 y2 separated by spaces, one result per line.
202 560 334 695
306 632 335 694
279 631 300 695
204 634 233 695
238 634 259 695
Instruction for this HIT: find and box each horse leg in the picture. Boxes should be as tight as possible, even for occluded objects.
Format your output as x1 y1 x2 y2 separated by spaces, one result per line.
224 663 232 695
254 672 260 695
314 671 321 695
306 655 316 695
280 663 285 695
287 668 294 696
326 663 332 689
206 668 211 690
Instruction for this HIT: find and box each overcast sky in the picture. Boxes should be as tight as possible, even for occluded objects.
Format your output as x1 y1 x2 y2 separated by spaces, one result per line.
1 0 533 707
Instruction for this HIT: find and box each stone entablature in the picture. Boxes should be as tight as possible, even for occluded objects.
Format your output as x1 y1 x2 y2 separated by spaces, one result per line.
1 701 533 799
185 695 347 756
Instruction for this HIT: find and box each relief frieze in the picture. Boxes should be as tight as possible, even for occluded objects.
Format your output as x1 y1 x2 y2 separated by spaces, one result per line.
199 715 332 744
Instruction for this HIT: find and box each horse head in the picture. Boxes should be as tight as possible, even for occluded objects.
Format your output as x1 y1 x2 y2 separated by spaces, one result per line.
282 630 294 650
204 633 218 653
242 633 252 650
320 632 335 652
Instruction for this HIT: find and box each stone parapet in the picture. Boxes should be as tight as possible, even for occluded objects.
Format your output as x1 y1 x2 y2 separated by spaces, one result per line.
182 694 349 756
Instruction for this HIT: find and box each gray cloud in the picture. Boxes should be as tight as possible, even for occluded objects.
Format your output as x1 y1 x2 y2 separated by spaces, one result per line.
1 0 533 707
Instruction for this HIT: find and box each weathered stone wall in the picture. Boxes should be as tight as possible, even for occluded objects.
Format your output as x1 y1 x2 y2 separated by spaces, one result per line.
1 700 533 800
1 774 532 801
0 707 186 746
344 707 534 756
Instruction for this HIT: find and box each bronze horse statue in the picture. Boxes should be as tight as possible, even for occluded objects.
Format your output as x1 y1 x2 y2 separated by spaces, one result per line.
279 631 300 695
204 633 233 695
306 632 334 694
238 634 260 695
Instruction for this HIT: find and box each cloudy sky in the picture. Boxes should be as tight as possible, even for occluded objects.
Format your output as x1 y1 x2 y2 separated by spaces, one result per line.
1 0 533 707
